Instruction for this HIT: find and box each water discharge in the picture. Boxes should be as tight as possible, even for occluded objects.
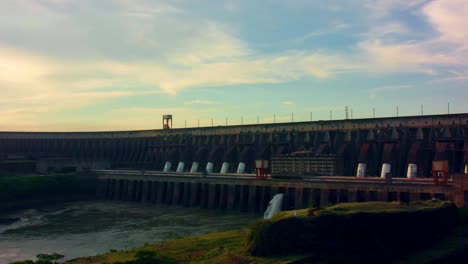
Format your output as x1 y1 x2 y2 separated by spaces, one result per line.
0 201 258 264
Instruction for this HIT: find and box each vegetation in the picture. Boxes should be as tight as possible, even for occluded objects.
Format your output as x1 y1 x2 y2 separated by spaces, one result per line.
0 173 96 213
0 160 36 174
246 201 459 262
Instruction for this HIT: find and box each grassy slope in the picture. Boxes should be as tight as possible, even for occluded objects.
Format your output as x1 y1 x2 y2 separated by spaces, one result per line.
66 229 304 264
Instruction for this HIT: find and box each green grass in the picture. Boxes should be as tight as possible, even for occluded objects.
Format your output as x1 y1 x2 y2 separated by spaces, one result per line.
66 229 305 264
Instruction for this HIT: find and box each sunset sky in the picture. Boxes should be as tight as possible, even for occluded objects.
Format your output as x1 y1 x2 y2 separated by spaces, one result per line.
0 0 467 131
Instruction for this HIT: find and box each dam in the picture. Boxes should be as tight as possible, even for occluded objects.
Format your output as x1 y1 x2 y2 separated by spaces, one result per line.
2 114 468 208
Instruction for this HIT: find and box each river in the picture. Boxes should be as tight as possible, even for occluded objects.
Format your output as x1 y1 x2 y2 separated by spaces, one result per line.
0 200 258 263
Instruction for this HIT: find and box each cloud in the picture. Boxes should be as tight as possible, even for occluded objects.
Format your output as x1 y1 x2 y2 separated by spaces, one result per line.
281 101 294 105
185 100 220 105
423 0 468 49
368 84 413 99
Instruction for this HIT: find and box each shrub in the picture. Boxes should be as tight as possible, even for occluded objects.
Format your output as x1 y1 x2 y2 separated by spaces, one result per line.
246 201 459 263
114 249 177 264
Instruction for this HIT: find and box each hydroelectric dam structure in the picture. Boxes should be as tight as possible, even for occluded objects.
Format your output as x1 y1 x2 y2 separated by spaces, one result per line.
1 114 468 209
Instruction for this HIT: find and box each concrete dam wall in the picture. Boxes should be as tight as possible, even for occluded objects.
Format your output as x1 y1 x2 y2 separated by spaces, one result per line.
1 114 467 177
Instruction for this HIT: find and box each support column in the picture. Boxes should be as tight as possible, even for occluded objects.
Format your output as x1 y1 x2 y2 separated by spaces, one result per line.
149 181 157 203
227 185 236 210
105 179 113 199
135 181 142 202
113 179 121 200
190 183 200 207
207 184 217 208
410 192 420 202
183 182 191 207
219 184 227 210
259 186 270 213
141 181 149 203
173 182 181 205
294 188 303 209
166 182 174 204
248 185 257 213
348 190 357 202
96 179 106 198
239 185 248 212
121 180 128 201
200 183 208 208
377 191 388 202
127 180 134 201
320 189 330 207
156 182 166 204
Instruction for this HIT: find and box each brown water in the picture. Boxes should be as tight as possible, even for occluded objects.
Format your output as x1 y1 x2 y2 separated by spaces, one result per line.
0 201 258 263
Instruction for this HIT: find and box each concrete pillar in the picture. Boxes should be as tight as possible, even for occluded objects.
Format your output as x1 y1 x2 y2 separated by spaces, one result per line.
320 189 330 207
166 182 174 204
172 183 181 205
127 180 134 201
183 183 191 207
257 186 271 213
271 186 279 196
149 181 157 203
135 181 142 201
348 190 357 202
163 161 172 172
239 185 248 212
190 183 200 207
407 163 418 178
176 162 185 173
190 162 199 173
356 163 366 177
156 182 166 204
248 185 257 213
237 162 246 174
381 163 391 178
206 162 214 174
113 179 120 200
295 188 304 209
141 181 149 203
96 179 106 198
219 184 227 210
200 183 208 208
410 192 420 202
284 188 294 210
208 184 217 208
120 180 128 201
227 185 236 210
377 191 388 202
220 162 229 174
105 179 112 199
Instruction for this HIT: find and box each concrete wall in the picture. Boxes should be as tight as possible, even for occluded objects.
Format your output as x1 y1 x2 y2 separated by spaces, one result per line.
1 114 467 177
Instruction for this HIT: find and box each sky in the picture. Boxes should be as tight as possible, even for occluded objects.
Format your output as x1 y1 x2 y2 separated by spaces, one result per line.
0 0 467 131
